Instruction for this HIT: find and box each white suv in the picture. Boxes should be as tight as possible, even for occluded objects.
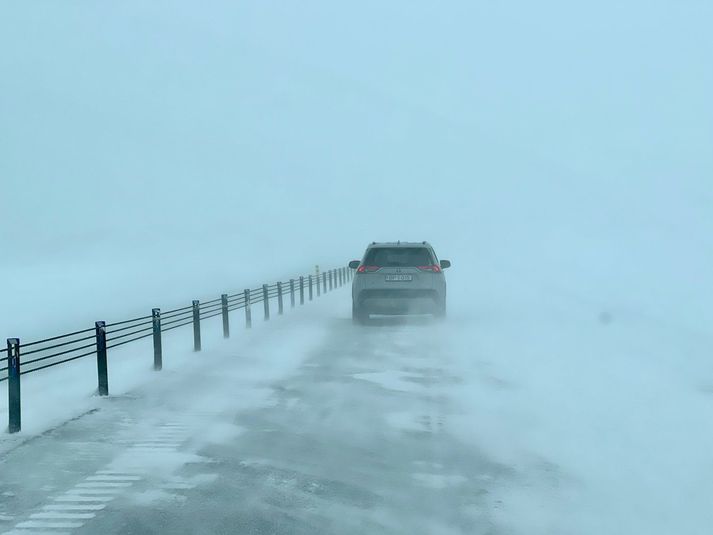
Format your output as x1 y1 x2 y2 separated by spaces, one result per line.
348 242 451 323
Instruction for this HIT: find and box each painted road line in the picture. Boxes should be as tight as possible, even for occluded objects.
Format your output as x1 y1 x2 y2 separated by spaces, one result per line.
95 470 145 475
66 489 122 495
85 476 141 481
159 483 195 490
2 531 72 535
54 496 114 503
43 505 106 512
74 483 132 488
124 441 179 445
30 513 95 520
134 438 181 446
15 521 84 529
129 448 177 452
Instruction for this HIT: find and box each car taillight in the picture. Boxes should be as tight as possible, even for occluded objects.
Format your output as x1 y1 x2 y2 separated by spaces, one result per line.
417 265 442 273
357 265 379 273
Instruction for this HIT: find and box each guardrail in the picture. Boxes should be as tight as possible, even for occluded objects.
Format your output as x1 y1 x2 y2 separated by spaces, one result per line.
2 265 353 434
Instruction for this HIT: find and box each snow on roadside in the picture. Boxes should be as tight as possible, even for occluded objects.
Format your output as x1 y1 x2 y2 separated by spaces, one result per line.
0 291 344 454
443 274 713 535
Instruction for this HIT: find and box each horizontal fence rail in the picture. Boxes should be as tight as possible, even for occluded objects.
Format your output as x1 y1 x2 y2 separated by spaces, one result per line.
2 264 355 433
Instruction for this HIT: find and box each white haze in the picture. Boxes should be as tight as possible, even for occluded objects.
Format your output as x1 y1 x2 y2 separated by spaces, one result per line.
1 1 712 534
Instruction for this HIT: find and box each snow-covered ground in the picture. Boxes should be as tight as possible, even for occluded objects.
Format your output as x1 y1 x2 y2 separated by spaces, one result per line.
445 275 713 534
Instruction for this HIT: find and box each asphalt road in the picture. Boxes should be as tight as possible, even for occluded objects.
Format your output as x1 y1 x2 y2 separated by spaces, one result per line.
0 316 506 535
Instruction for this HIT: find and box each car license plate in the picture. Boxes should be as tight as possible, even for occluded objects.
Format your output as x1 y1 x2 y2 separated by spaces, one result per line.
385 274 412 282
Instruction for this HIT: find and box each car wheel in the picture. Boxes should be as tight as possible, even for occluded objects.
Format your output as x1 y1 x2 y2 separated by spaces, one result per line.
434 301 447 319
352 302 368 325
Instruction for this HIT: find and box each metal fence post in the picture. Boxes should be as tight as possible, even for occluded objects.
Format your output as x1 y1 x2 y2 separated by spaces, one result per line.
221 294 230 338
7 338 20 433
316 269 321 297
192 300 201 351
152 309 162 371
290 279 295 308
277 283 284 315
323 272 327 293
339 268 343 286
329 270 333 291
263 284 270 320
299 276 305 305
244 289 252 328
95 322 108 396
309 275 313 301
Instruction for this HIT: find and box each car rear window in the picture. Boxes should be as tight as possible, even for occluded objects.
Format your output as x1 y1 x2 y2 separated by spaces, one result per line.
364 247 434 267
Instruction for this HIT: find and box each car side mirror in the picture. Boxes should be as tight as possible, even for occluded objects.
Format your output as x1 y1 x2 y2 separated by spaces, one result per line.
440 260 451 269
348 260 361 269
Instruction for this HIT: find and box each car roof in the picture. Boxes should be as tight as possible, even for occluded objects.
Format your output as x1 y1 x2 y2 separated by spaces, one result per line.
366 242 432 249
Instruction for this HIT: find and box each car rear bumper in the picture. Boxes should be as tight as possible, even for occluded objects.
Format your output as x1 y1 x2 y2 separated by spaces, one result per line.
356 289 442 315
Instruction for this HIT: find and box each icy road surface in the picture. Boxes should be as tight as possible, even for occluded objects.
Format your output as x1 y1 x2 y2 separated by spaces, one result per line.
0 314 501 534
2 288 712 534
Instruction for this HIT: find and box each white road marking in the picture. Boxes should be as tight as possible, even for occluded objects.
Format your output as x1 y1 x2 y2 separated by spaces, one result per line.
130 437 179 441
74 483 132 488
54 496 114 503
42 505 106 512
129 448 177 452
29 513 95 520
95 470 145 475
85 476 141 482
1 531 72 535
66 489 122 495
158 483 195 490
7 420 195 534
15 521 84 529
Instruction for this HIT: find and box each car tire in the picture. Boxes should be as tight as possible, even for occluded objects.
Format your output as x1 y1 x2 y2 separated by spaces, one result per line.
352 302 368 325
434 301 447 319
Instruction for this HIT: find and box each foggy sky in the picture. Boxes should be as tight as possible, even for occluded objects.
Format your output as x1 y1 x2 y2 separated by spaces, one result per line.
1 1 711 333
